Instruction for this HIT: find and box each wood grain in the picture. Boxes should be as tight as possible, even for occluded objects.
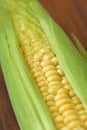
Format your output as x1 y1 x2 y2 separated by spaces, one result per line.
0 0 87 129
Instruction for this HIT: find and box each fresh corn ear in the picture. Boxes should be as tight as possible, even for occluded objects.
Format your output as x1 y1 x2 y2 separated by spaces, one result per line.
0 0 87 130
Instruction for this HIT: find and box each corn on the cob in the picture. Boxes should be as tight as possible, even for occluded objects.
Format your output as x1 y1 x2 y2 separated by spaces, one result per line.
0 0 87 130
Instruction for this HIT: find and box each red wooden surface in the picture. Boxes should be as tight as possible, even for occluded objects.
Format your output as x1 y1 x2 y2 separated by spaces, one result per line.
0 0 87 129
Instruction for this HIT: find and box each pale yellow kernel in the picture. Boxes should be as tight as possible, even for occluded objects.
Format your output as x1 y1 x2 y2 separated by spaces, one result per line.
79 114 87 121
42 65 56 73
45 94 54 101
61 127 71 130
49 84 61 89
36 77 45 83
29 36 33 42
33 45 40 52
43 53 53 60
84 121 87 127
30 65 36 72
61 77 68 85
30 62 40 69
41 60 54 67
69 90 76 98
20 25 25 32
57 68 64 76
34 54 39 61
38 51 44 61
33 61 41 67
68 120 81 129
17 19 26 29
59 104 73 113
51 57 58 66
56 65 59 69
64 115 78 125
39 48 45 53
31 36 38 43
29 58 36 65
75 104 84 111
33 72 41 79
30 50 35 56
55 98 69 108
55 115 63 123
44 70 58 78
56 123 64 129
64 84 72 90
58 88 69 95
30 38 38 44
19 18 25 28
51 112 58 118
54 94 67 101
63 109 75 117
40 87 48 92
78 110 86 115
46 101 54 107
47 75 61 82
34 52 43 61
49 106 57 113
38 81 48 88
72 97 81 105
48 81 62 87
30 41 39 47
72 127 85 130
39 48 46 54
48 85 60 94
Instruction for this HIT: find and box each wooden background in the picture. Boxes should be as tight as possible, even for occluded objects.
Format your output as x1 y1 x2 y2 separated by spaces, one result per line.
0 0 87 129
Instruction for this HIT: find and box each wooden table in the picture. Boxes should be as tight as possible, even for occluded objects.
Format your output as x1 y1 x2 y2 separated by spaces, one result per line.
0 0 87 129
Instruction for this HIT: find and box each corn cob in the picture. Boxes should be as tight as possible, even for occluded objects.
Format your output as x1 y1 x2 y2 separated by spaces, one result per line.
0 0 87 130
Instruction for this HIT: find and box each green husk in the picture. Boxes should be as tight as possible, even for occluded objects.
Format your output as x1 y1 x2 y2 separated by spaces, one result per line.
71 32 87 61
0 0 87 130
